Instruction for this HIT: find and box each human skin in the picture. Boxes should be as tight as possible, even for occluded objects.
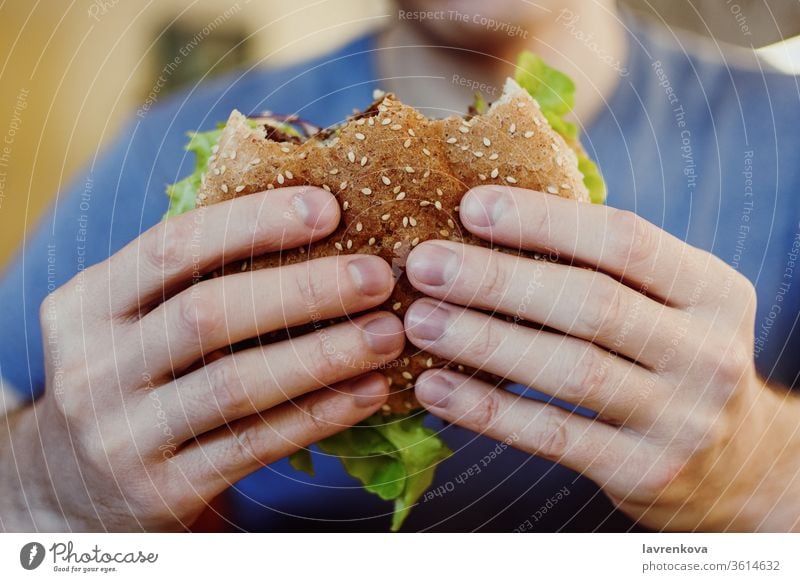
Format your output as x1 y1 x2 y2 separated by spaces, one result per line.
0 186 405 531
405 186 800 531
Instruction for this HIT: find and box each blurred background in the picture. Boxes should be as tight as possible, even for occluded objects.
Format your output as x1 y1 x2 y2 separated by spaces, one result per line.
0 0 798 266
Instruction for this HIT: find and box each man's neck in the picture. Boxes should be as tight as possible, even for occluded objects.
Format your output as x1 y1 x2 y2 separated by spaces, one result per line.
376 2 627 126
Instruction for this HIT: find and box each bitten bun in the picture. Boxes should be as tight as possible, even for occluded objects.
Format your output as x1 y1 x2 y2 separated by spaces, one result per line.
198 78 589 413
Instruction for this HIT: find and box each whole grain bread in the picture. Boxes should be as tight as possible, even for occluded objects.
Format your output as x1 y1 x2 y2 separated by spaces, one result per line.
198 78 588 413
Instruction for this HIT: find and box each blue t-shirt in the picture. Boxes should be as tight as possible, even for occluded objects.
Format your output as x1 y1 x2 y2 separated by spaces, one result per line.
2 16 799 531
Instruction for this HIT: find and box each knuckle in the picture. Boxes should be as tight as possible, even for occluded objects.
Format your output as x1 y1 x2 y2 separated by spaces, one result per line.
308 328 348 380
227 422 265 466
294 264 327 314
561 347 611 404
205 358 250 419
464 317 505 362
576 277 624 341
608 210 655 269
144 219 192 273
466 389 501 431
176 285 224 340
299 395 334 436
479 256 512 305
527 410 569 460
523 201 551 246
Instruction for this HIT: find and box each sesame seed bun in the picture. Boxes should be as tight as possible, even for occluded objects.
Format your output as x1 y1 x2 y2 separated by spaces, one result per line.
199 78 589 413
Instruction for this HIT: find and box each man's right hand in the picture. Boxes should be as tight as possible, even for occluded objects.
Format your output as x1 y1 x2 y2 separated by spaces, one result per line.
0 186 404 531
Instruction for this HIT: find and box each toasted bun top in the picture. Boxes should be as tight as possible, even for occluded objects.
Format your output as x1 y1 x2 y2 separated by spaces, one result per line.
197 78 589 412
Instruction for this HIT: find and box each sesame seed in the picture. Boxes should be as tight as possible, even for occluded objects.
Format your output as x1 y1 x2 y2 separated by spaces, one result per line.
378 104 388 113
460 144 469 151
343 201 350 210
562 183 572 190
408 128 416 137
479 174 487 181
381 213 391 221
381 404 392 413
322 184 331 192
402 371 413 380
240 260 248 271
434 200 443 210
393 185 402 194
524 130 534 138
213 168 220 175
390 124 402 130
411 237 420 246
346 239 353 249
355 132 365 140
368 237 376 245
360 156 368 166
393 241 402 251
506 176 517 184
509 123 516 134
356 118 366 126
420 200 431 207
403 138 411 148
235 185 245 193
439 229 450 237
382 175 391 185
454 205 460 211
447 219 455 229
285 170 294 179
422 148 431 156
546 185 559 194
436 188 443 196
361 187 372 195
334 242 344 251
404 166 415 173
329 168 339 175
382 118 392 125
426 357 433 368
473 151 484 158
446 137 458 144
347 151 356 163
356 222 363 232
393 302 402 311
220 165 227 175
423 170 430 178
298 152 307 160
409 217 418 227
483 137 491 147
517 101 526 108
277 174 285 184
280 146 290 153
221 183 229 193
490 168 499 178
458 126 469 134
368 118 374 126
489 152 499 161
395 191 406 201
340 181 348 190
267 184 275 190
402 216 409 227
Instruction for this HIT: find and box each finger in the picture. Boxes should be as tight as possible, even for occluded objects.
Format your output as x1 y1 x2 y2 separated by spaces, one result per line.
140 312 404 445
136 254 395 376
406 241 682 366
170 372 390 497
106 186 340 316
459 185 728 307
414 369 651 493
404 298 669 428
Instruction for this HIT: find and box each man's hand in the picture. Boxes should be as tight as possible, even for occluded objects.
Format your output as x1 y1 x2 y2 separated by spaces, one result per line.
404 185 800 531
0 186 404 532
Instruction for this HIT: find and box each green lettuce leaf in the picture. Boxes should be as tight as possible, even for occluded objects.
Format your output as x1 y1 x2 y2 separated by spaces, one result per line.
164 128 222 218
514 51 606 204
292 413 451 531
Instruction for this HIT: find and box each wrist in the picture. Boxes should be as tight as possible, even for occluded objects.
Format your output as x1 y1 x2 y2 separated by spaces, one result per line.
0 404 66 531
730 381 800 531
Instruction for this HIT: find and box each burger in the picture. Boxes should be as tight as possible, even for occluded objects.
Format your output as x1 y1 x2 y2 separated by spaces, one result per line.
165 52 605 530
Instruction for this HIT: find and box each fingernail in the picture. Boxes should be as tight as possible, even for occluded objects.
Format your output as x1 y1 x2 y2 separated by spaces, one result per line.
362 315 404 354
407 243 458 286
416 373 454 409
348 257 390 295
406 301 449 341
293 187 334 228
461 188 506 227
349 375 387 408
